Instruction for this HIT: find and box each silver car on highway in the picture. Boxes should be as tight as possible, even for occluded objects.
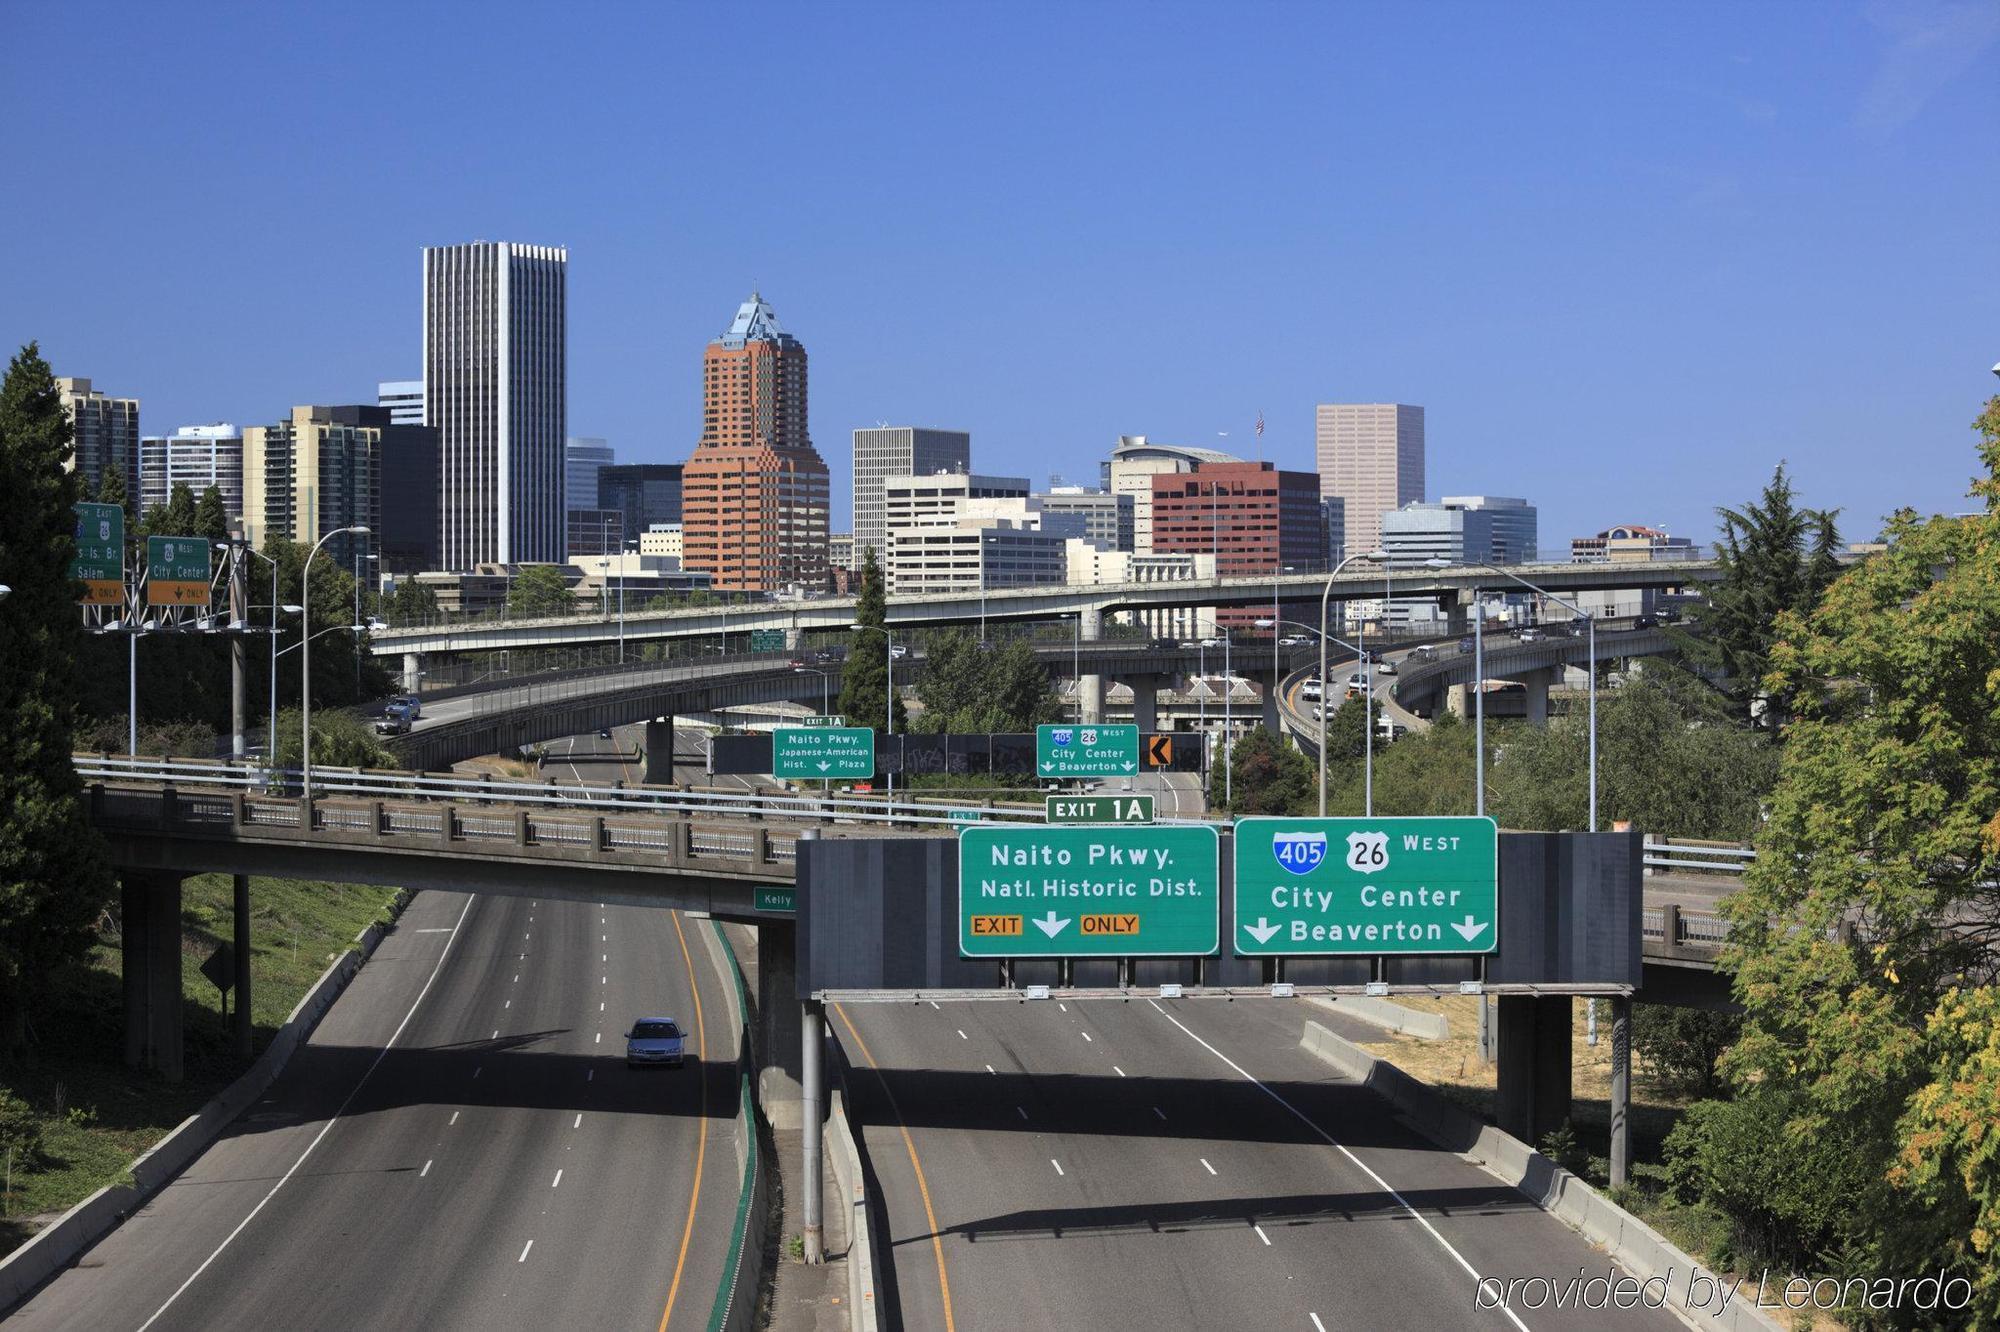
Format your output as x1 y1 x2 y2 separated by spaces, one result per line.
624 1017 685 1069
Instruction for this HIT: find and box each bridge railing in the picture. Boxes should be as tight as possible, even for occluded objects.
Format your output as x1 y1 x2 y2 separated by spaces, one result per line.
1642 837 1756 874
72 754 1208 832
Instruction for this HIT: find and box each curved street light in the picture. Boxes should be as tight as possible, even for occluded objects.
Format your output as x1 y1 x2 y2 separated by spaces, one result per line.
302 525 370 801
1255 616 1366 815
0 584 11 602
1318 551 1384 816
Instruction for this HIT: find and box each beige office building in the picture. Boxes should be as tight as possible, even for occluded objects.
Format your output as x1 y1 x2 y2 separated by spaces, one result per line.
241 406 380 567
638 523 684 561
1314 404 1424 560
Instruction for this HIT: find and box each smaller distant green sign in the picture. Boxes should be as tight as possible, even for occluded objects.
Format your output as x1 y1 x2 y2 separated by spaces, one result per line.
1035 724 1140 779
1046 794 1154 824
750 629 786 651
754 887 796 914
772 726 876 779
72 502 125 604
145 535 210 606
949 808 983 824
801 715 845 727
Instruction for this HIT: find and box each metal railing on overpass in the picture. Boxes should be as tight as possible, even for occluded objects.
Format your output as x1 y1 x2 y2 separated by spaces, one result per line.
73 754 1218 832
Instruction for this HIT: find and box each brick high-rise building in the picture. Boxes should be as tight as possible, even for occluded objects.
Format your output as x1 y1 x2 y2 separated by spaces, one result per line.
681 293 830 592
1151 460 1323 634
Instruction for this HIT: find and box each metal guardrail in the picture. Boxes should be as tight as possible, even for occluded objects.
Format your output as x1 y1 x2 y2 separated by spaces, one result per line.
1642 839 1756 875
71 754 1218 832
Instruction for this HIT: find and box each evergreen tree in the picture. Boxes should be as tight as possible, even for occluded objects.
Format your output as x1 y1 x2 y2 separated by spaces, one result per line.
144 481 200 540
1682 464 1841 725
387 578 440 623
913 629 1061 732
1221 725 1316 815
91 460 133 529
0 343 115 1047
193 484 230 543
837 547 905 736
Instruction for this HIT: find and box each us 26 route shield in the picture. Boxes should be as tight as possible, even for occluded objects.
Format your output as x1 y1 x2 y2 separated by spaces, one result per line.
958 825 1219 958
1233 816 1498 955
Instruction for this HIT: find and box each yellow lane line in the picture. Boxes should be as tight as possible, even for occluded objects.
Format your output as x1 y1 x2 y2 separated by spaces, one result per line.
833 1002 956 1332
659 911 709 1330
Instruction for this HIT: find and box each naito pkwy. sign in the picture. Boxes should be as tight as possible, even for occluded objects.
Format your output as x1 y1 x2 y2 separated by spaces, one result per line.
1233 816 1498 955
1035 724 1139 779
771 725 875 780
958 824 1217 957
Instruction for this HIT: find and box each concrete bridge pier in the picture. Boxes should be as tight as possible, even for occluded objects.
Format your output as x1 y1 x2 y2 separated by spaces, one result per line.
122 870 185 1081
642 715 677 785
1078 604 1103 639
1125 674 1159 732
1078 674 1104 725
402 652 423 694
758 920 804 1129
785 622 804 651
1523 667 1554 726
1495 995 1572 1147
1256 668 1281 732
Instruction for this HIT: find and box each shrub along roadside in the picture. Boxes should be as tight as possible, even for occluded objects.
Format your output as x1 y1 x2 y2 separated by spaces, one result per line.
0 874 404 1252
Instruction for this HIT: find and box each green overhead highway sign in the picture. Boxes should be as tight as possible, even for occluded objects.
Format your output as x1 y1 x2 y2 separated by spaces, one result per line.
1233 816 1498 955
958 824 1218 958
1035 724 1140 779
145 535 210 607
71 502 124 605
750 629 786 651
754 887 796 914
772 725 875 779
1045 794 1154 824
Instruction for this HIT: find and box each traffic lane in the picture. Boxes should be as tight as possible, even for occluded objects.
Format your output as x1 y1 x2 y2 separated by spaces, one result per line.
8 889 475 1330
123 891 588 1330
173 895 735 1332
33 892 733 1332
842 997 1482 1332
957 997 1530 1332
1153 997 1685 1331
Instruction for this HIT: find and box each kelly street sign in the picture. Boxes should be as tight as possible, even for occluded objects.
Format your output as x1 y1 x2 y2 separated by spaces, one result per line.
71 502 124 605
1045 794 1154 824
1035 724 1139 779
1233 816 1499 955
772 725 875 779
145 535 211 607
958 824 1218 958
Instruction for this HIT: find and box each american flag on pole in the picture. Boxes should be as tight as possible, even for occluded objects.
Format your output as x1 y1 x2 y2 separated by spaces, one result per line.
1255 411 1264 438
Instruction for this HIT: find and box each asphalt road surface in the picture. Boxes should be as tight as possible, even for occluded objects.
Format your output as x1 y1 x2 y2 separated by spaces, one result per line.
837 996 1684 1332
15 889 738 1331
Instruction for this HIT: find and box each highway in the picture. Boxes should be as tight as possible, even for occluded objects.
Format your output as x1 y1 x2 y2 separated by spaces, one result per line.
837 996 1682 1331
15 889 739 1330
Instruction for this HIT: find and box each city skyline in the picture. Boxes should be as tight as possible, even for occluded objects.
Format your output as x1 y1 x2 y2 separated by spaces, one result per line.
6 5 1997 554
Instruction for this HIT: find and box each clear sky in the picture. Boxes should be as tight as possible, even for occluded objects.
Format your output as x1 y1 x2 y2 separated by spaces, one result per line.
5 1 1996 551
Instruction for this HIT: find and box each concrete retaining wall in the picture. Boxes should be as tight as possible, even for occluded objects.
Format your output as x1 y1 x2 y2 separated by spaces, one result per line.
1309 994 1449 1039
824 1083 880 1332
1298 1020 1781 1332
0 890 411 1314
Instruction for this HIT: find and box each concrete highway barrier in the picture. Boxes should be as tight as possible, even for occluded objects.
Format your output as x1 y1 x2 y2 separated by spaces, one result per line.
1299 1019 1783 1332
699 920 770 1332
0 890 410 1314
824 1085 880 1332
1308 993 1449 1039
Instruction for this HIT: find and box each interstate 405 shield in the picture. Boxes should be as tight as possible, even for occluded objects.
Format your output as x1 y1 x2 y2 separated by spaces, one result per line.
1232 816 1498 955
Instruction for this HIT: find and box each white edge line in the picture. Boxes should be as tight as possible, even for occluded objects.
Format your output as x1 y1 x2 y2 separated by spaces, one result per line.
420 1159 432 1178
1146 998 1533 1332
518 1239 534 1262
136 894 478 1332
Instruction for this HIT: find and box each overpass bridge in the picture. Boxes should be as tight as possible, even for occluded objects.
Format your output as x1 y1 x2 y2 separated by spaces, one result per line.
368 558 1717 667
389 638 1332 770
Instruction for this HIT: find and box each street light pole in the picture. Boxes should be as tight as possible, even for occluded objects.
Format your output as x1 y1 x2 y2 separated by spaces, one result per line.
1475 562 1597 830
1318 551 1384 816
302 525 369 802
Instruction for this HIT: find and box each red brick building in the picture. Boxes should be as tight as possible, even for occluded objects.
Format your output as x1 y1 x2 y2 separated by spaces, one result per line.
1151 460 1324 634
681 293 830 592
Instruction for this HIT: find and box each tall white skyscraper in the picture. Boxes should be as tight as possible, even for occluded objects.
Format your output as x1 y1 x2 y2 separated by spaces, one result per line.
1314 403 1425 560
851 427 971 569
140 424 243 527
423 242 567 569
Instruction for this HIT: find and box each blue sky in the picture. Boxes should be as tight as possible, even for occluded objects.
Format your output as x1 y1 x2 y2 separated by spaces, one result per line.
5 1 1996 550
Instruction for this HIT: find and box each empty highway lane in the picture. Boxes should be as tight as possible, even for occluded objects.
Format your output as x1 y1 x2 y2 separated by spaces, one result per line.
838 995 1682 1331
14 889 738 1330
